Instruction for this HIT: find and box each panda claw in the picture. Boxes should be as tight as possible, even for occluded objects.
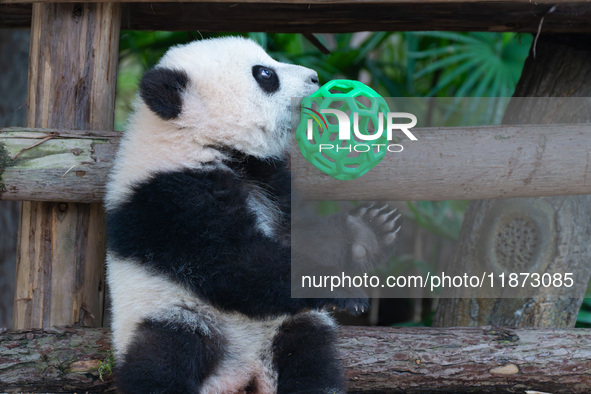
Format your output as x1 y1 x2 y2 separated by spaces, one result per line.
385 226 401 245
331 297 370 315
386 209 399 219
377 208 397 225
368 209 379 219
383 220 395 231
383 212 402 230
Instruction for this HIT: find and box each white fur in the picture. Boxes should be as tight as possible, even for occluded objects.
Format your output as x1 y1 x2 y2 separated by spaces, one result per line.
107 253 208 355
201 310 336 393
200 313 284 393
107 253 294 392
247 184 283 238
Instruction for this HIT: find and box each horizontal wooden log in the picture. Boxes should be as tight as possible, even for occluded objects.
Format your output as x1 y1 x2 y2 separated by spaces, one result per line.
0 128 120 203
293 123 591 200
1 326 591 393
0 327 114 392
3 0 587 4
2 1 591 33
0 4 31 28
1 124 591 202
343 326 591 392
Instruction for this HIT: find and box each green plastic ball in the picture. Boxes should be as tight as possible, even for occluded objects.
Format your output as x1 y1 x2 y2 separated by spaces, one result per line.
295 79 390 181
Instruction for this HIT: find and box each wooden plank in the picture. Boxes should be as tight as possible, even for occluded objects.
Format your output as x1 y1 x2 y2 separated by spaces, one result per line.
12 3 120 330
2 123 591 202
0 4 31 28
2 0 590 4
2 326 591 393
2 2 591 32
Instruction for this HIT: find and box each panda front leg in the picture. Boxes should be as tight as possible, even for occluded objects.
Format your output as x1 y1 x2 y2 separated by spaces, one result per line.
292 201 401 275
115 318 224 394
272 311 345 394
346 202 402 272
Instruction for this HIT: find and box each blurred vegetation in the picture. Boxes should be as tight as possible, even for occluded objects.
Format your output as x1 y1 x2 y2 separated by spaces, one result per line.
115 31 531 129
577 298 591 328
116 31 539 326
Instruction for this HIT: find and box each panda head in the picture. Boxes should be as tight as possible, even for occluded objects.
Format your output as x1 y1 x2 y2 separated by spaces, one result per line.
135 37 319 159
107 37 318 208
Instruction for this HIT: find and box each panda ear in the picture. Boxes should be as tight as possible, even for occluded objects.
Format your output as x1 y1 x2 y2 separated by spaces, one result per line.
139 67 189 120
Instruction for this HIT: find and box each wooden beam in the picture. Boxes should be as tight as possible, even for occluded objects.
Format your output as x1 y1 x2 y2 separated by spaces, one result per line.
12 3 120 330
3 0 589 4
0 128 119 203
0 327 114 392
292 123 591 200
2 326 591 393
2 123 591 202
0 4 31 28
2 2 591 33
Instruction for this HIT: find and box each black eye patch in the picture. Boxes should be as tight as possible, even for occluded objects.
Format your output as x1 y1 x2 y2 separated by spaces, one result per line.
139 67 189 120
252 65 279 94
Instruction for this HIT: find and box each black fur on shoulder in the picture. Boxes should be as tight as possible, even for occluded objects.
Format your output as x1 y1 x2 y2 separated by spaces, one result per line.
139 67 188 120
216 147 291 199
115 319 224 394
106 159 357 318
214 146 291 233
107 165 289 317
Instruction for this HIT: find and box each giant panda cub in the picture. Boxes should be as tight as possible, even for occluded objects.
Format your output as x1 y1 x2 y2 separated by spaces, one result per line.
105 37 400 393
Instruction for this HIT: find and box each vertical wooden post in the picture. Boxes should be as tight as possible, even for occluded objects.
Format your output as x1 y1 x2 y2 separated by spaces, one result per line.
13 3 120 329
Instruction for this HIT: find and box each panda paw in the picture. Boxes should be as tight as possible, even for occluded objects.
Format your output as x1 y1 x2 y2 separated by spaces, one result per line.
328 297 370 316
346 203 401 271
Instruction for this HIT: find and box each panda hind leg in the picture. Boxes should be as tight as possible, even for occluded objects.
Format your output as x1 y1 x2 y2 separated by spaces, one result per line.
273 312 345 394
115 319 224 394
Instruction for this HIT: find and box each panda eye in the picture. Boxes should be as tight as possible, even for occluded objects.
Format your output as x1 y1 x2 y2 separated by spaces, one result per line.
259 68 273 79
252 65 279 94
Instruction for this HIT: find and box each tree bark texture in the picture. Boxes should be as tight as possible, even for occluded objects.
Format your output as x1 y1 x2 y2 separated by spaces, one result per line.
0 327 114 392
435 34 591 327
0 128 119 203
13 3 120 329
2 326 591 393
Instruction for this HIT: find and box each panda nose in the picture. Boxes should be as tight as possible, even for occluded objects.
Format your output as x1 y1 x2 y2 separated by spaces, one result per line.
309 73 319 85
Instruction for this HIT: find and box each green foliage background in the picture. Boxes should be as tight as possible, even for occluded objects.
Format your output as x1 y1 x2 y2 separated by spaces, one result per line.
115 31 532 130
